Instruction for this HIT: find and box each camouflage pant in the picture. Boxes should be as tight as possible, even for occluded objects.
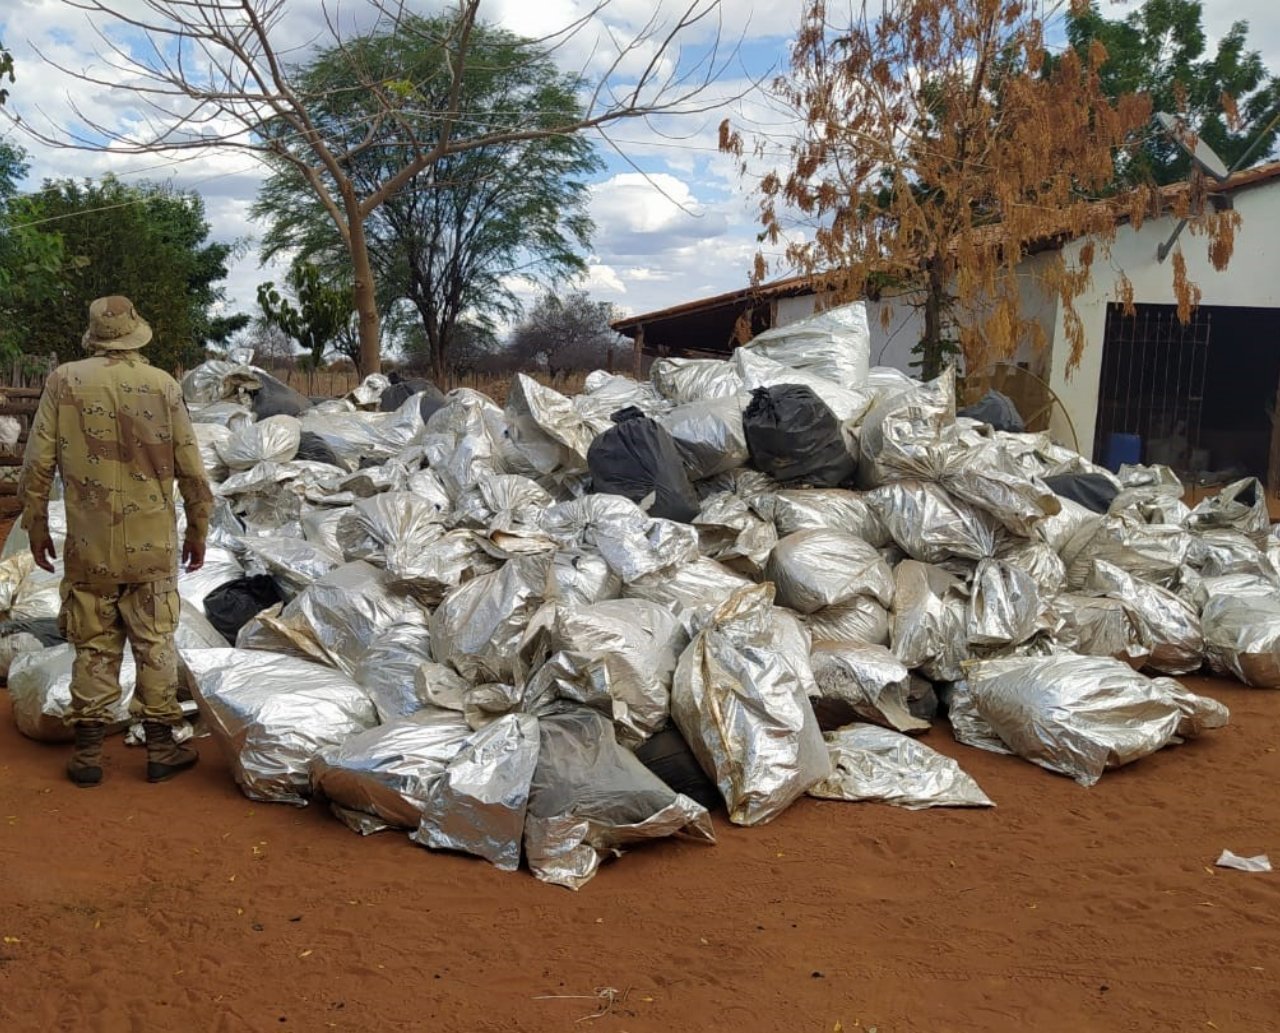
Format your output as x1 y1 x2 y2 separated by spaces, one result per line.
58 578 183 726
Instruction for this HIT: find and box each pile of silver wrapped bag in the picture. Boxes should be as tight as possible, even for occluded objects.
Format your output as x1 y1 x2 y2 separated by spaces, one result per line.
3 301 1267 888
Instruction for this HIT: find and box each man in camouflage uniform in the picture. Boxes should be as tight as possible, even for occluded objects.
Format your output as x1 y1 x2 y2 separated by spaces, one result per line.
19 295 213 787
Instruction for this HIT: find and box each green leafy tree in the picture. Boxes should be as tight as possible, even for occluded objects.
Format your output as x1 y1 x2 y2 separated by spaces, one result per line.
0 39 14 107
253 15 602 382
1068 0 1280 184
257 263 354 370
0 175 243 368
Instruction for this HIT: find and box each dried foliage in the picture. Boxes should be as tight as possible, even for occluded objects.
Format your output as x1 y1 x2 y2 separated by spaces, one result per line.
722 0 1239 378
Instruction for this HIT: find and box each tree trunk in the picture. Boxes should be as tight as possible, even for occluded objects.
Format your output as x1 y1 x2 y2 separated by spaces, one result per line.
920 258 946 381
346 195 380 376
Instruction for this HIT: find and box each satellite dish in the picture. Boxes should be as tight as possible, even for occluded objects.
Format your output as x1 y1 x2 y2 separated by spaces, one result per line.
1155 112 1231 182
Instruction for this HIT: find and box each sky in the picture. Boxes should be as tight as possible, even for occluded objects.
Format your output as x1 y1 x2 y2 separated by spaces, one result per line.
2 0 1279 344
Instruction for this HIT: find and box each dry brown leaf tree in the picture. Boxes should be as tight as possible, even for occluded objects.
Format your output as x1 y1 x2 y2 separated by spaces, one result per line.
721 0 1240 379
15 0 736 373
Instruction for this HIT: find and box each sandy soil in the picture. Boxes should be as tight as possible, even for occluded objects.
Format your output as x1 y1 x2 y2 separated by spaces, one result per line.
1 675 1277 1033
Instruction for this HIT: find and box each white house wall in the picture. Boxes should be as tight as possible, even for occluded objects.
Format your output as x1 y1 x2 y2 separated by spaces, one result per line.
1047 181 1280 458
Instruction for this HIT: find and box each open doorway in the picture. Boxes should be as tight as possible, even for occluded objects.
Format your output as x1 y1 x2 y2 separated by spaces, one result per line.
1093 302 1280 483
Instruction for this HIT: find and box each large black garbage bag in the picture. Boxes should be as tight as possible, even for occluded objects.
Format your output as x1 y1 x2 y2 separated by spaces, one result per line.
295 431 342 467
743 385 856 487
204 576 285 644
587 407 701 523
0 617 64 647
381 378 448 424
633 724 722 812
1044 473 1120 515
249 372 313 418
958 389 1024 432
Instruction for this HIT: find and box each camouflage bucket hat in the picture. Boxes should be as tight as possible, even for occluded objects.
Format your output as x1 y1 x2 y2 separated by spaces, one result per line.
82 295 153 351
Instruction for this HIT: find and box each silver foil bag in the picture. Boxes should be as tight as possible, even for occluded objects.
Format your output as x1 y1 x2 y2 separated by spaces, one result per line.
1187 478 1270 545
1083 560 1204 676
757 488 890 547
966 559 1043 648
804 597 891 647
736 300 871 387
869 480 998 563
693 492 777 578
413 712 541 871
809 723 993 809
650 357 743 405
671 584 830 826
1202 586 1280 688
524 708 716 890
539 495 700 583
9 644 137 742
310 709 474 833
809 643 926 733
216 415 302 471
186 648 377 805
767 529 895 615
544 549 622 607
660 395 750 480
890 561 970 681
623 556 753 628
336 492 448 576
353 622 436 722
964 655 1224 786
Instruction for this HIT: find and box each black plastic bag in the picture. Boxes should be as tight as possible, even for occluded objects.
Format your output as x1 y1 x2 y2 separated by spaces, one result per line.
203 576 284 645
587 407 701 523
380 379 448 424
250 372 313 418
295 431 341 467
958 389 1024 432
633 724 722 812
743 385 856 487
0 617 64 647
1043 473 1120 515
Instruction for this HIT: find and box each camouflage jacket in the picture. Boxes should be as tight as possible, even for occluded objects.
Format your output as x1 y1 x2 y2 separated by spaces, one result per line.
18 351 213 585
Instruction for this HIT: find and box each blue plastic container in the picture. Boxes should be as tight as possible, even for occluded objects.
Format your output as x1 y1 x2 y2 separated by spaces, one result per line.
1103 432 1142 472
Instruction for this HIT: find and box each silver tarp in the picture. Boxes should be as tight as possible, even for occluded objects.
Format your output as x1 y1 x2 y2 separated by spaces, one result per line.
966 559 1043 648
890 561 970 681
1202 585 1280 688
692 492 777 578
429 554 551 683
523 709 715 890
237 561 428 675
767 529 895 615
9 644 137 742
520 598 688 745
869 480 998 563
804 596 891 647
964 655 1227 786
809 642 926 733
671 584 830 826
650 357 743 405
310 708 474 833
809 723 993 809
186 648 378 804
757 489 891 547
216 415 302 471
1084 560 1204 675
736 300 871 387
413 712 541 871
353 622 437 722
660 395 750 480
539 495 700 583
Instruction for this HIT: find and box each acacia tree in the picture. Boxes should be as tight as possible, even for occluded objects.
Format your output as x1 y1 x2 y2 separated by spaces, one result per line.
722 0 1239 378
509 291 627 374
253 15 602 381
19 0 735 373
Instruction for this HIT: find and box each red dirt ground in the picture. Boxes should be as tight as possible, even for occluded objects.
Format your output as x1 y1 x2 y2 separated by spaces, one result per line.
1 674 1278 1033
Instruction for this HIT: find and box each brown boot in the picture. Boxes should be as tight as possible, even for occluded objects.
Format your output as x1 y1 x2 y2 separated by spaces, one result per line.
144 721 199 783
67 723 106 787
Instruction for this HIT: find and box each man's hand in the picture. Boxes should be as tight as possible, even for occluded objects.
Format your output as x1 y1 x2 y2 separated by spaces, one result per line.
31 533 56 573
182 538 206 573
